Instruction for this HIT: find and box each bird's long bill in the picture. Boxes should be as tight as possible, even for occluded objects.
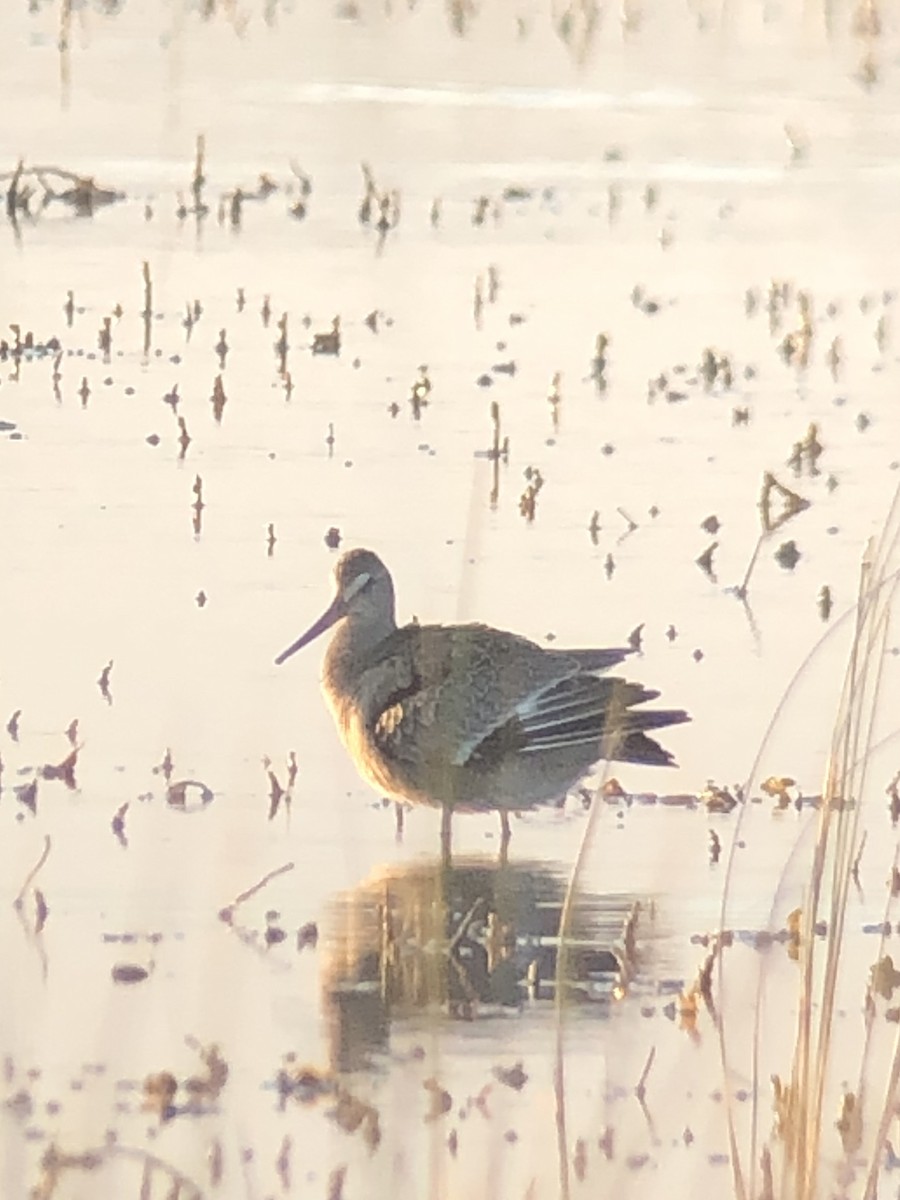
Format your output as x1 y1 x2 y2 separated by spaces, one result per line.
275 594 345 665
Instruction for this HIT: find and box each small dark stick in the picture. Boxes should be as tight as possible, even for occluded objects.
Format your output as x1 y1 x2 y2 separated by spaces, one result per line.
266 759 286 821
52 352 63 402
489 401 502 508
192 475 204 537
275 1137 292 1191
192 133 206 213
210 375 227 422
34 890 49 935
696 542 718 579
98 661 113 703
215 330 228 370
617 507 638 534
229 188 243 228
141 260 152 359
275 314 288 374
112 802 129 848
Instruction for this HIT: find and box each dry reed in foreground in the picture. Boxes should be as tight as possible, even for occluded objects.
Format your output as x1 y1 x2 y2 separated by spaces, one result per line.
719 478 900 1200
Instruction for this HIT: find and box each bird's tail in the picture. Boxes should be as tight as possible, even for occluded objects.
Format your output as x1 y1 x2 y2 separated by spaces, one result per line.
610 707 690 766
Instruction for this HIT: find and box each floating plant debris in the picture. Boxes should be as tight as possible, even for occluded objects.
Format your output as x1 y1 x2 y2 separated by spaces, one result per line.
297 922 318 951
40 747 78 789
312 317 341 356
111 802 129 848
112 963 150 985
15 779 38 815
774 539 801 570
492 1062 528 1091
165 780 214 812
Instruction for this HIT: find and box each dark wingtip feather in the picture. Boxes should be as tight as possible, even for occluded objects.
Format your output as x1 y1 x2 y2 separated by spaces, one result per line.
614 706 690 765
616 730 679 766
633 708 691 731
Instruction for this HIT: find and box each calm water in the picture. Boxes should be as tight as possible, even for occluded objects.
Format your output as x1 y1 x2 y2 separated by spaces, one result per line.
1 3 900 1198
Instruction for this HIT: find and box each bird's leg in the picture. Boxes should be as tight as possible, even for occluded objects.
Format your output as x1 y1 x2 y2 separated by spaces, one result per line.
499 810 511 864
440 804 453 866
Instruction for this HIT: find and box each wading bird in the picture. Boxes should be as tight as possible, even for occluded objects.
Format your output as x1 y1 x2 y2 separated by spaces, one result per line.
276 549 689 859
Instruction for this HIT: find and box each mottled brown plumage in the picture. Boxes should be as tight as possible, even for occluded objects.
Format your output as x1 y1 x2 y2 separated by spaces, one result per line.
276 549 689 847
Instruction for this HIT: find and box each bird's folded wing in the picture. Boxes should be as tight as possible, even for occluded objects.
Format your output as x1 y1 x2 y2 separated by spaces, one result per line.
514 676 659 753
360 624 578 767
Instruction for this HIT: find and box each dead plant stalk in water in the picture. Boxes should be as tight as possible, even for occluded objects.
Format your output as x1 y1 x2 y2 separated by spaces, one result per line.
554 733 620 1200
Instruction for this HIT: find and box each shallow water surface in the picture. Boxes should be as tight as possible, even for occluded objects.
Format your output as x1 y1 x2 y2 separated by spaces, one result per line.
2 3 900 1198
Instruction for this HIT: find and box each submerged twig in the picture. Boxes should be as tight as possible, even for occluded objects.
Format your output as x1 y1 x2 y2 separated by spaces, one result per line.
219 862 295 925
34 1142 206 1200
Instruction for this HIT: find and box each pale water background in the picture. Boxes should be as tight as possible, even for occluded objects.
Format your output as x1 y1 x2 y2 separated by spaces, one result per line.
1 2 900 1197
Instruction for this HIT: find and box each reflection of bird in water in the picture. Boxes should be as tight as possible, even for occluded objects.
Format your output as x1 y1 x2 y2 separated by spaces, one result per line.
321 858 640 1071
276 549 689 857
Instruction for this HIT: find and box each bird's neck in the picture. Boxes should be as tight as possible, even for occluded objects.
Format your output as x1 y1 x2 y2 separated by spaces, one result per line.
323 612 397 695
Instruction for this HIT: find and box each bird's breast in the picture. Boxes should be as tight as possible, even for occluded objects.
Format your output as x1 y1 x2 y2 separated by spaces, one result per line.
323 685 404 798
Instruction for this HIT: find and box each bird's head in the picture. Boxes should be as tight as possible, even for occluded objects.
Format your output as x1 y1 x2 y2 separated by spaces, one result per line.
275 548 395 665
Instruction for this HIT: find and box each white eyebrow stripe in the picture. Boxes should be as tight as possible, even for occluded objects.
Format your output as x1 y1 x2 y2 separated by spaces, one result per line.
343 572 371 600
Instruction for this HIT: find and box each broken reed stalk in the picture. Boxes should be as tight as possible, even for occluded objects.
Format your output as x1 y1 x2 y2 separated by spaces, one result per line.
719 479 900 1200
